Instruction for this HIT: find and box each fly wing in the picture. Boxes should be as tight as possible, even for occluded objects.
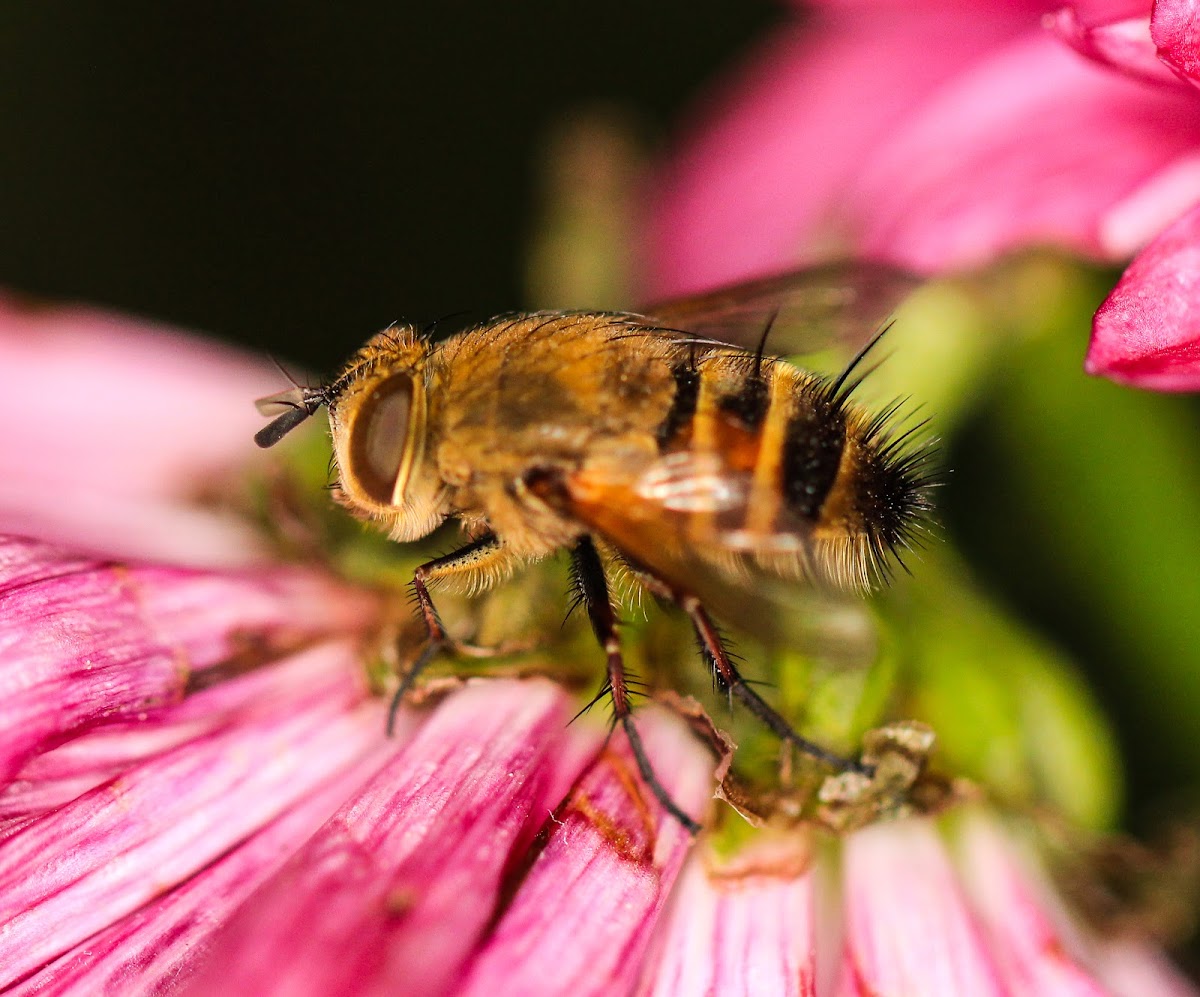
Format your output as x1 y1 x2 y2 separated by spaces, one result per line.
529 402 846 642
535 454 868 648
565 449 819 572
639 262 920 360
560 464 779 636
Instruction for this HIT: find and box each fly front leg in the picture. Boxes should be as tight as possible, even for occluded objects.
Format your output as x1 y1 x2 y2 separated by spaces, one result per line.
387 531 510 733
571 536 703 835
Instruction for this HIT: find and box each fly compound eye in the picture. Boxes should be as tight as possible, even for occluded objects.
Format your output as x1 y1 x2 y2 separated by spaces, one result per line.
346 373 416 505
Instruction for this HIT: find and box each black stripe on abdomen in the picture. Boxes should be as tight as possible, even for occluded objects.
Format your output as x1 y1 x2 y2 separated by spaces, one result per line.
781 398 846 519
656 361 701 449
717 370 768 430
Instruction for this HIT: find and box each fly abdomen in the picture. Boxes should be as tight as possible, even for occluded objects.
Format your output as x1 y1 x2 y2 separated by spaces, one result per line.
649 345 934 589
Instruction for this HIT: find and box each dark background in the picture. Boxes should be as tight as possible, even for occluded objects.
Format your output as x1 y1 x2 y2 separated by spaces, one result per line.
0 1 776 369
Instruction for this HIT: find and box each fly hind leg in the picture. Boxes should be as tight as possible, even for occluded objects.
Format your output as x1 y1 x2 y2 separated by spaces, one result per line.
686 595 872 774
571 536 702 835
634 568 872 777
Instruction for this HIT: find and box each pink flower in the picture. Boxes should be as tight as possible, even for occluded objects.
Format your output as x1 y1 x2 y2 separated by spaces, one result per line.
641 812 1197 997
645 1 1200 390
0 298 1195 994
0 297 711 994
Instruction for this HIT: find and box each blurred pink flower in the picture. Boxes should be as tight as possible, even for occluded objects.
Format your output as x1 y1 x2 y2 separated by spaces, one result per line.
645 1 1200 390
0 298 1195 994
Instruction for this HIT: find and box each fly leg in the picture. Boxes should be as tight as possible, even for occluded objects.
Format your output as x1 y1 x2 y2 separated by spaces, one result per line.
687 596 872 774
571 536 703 835
388 531 511 734
634 569 872 776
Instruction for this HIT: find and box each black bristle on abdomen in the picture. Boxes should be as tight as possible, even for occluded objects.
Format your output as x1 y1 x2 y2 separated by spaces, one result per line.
854 420 940 575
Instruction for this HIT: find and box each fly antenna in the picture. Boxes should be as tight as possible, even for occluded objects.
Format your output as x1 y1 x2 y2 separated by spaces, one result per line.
267 353 313 391
254 383 329 448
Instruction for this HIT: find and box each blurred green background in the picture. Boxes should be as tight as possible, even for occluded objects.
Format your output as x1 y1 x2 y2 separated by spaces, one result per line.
5 3 1200 838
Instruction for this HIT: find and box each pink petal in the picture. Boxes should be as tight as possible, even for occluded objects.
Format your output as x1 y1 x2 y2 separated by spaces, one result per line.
0 536 373 784
130 561 376 672
1048 6 1183 86
0 496 272 570
1063 0 1152 13
184 678 598 997
809 0 1048 9
1152 0 1200 86
644 9 1034 296
838 818 1006 997
850 31 1200 271
1099 148 1200 254
637 838 819 997
1 631 372 827
456 707 714 997
7 730 392 997
0 642 383 988
0 295 273 494
954 812 1112 996
1093 938 1200 997
0 296 281 566
1086 199 1200 388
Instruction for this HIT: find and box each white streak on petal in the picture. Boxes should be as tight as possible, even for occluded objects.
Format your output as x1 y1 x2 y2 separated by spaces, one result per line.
1093 938 1200 997
1099 150 1200 256
838 817 1006 997
638 841 818 997
954 811 1110 996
